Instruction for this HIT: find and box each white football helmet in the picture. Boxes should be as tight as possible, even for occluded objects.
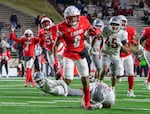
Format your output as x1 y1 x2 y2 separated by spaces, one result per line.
24 29 34 39
109 16 122 33
91 83 106 103
33 72 46 87
40 17 53 30
118 15 128 29
93 18 104 32
64 5 80 26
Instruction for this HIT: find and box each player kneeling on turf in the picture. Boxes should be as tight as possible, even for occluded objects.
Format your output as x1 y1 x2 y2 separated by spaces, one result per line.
81 82 115 109
90 82 115 108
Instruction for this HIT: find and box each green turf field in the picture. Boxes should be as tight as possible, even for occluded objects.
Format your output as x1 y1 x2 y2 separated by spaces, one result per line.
0 77 150 114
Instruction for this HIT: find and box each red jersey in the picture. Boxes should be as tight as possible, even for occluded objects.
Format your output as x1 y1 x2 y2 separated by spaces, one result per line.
120 26 136 57
57 16 91 60
38 25 57 52
141 27 150 52
10 32 39 57
0 50 11 62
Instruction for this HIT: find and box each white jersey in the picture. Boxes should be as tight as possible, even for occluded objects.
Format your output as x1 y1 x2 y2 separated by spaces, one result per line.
34 44 43 56
91 37 103 55
102 29 128 59
90 82 115 106
36 78 68 96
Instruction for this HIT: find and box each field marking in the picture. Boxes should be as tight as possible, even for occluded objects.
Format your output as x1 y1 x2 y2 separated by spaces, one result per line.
0 96 81 100
117 98 150 102
0 79 24 81
0 102 55 107
114 108 150 111
28 99 80 104
0 99 81 106
1 102 150 111
28 101 56 104
0 103 80 108
0 87 37 90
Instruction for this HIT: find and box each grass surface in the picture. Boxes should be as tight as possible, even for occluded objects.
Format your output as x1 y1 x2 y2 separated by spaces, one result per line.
0 77 150 114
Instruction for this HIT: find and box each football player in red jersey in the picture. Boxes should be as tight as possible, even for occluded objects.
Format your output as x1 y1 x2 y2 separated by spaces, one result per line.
53 6 100 110
118 15 137 97
139 27 150 90
10 26 39 87
38 17 57 76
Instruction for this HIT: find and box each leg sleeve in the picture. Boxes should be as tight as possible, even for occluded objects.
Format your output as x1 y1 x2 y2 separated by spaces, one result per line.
67 87 83 96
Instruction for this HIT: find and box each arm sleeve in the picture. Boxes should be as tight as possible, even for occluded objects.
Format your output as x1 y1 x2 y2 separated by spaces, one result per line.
10 32 23 43
139 37 145 45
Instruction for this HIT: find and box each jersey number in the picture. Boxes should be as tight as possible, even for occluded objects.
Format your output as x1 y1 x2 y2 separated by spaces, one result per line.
73 35 81 47
105 37 118 48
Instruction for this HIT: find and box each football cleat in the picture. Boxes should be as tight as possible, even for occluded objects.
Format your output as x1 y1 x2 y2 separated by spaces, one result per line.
91 102 103 109
127 90 136 97
144 80 150 91
84 106 94 110
24 84 28 87
81 96 93 110
88 75 95 83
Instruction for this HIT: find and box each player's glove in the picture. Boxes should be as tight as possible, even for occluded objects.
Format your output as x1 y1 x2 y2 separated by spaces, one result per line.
89 27 101 36
130 39 138 45
53 58 59 70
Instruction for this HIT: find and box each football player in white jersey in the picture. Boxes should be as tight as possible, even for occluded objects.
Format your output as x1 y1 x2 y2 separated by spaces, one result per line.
90 18 104 82
34 71 83 96
81 82 115 109
100 16 129 92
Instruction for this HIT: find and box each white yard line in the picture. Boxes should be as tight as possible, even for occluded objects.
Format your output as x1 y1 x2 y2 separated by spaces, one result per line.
1 102 150 111
117 98 150 102
115 108 150 111
0 96 81 100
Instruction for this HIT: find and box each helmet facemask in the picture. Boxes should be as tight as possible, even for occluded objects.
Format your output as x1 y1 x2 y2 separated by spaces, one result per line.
41 21 51 30
64 5 80 27
65 15 79 27
35 78 45 87
24 29 33 39
93 19 104 32
109 16 122 33
110 23 120 33
40 17 53 30
34 72 46 87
